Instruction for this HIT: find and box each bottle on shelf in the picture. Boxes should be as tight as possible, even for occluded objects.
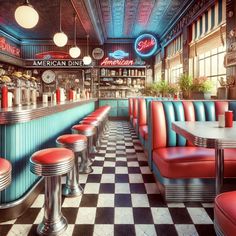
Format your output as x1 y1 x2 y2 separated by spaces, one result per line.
1 84 8 108
123 68 127 76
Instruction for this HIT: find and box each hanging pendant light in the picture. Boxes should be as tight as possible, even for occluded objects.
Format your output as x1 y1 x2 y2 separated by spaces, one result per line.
53 0 68 47
83 35 92 65
69 15 81 58
15 0 39 29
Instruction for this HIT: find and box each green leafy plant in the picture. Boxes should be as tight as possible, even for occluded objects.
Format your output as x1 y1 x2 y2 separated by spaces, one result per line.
178 74 192 92
191 77 213 93
156 80 169 96
167 83 179 95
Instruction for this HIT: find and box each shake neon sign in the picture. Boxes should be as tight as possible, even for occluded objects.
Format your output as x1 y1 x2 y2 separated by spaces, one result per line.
100 50 134 66
134 34 157 57
0 37 20 57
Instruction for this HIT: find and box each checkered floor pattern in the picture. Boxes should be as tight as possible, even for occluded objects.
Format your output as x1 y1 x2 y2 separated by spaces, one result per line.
0 121 216 236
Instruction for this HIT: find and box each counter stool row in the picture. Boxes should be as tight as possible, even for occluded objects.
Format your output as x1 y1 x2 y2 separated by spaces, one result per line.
29 105 110 236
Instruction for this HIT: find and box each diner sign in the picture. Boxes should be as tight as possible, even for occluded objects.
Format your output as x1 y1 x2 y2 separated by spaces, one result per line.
100 49 134 66
134 34 157 57
0 37 20 57
25 59 90 68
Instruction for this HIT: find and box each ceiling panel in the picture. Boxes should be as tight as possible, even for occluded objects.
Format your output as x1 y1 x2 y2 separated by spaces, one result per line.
0 0 98 42
0 0 194 43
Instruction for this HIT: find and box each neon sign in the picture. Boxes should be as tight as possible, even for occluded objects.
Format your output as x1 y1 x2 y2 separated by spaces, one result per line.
0 37 20 57
134 34 157 57
101 57 134 66
109 50 129 59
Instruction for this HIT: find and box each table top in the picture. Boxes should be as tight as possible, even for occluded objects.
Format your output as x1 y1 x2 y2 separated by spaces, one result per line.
172 121 236 149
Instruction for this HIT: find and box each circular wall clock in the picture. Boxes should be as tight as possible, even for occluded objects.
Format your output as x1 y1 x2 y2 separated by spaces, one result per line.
42 70 56 84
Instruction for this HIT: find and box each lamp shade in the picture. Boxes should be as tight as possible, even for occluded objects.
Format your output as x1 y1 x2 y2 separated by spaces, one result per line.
15 4 39 29
53 32 68 47
83 56 92 65
69 46 81 58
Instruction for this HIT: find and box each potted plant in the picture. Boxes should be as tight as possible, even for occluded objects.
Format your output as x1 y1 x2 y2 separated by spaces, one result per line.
191 76 213 99
141 82 160 96
178 74 192 99
167 83 179 98
154 80 169 97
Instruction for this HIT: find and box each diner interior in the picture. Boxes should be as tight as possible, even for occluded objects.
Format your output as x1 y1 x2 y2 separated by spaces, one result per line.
0 0 236 235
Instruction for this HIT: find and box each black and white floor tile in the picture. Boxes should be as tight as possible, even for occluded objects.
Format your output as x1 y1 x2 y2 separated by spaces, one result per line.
0 121 216 236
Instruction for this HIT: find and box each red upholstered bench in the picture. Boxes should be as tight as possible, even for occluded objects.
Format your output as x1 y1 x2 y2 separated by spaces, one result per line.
149 100 236 202
214 191 236 236
132 98 138 134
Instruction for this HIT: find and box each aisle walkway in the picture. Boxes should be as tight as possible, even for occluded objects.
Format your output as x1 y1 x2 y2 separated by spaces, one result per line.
0 121 215 236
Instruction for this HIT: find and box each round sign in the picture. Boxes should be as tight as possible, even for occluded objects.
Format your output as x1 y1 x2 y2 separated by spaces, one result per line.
134 34 158 58
92 48 104 60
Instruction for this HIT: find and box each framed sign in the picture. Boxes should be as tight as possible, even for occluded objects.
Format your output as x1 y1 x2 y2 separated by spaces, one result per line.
134 34 158 57
224 52 236 67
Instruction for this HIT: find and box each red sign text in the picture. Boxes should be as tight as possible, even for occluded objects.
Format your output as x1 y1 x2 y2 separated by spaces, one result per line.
0 37 20 57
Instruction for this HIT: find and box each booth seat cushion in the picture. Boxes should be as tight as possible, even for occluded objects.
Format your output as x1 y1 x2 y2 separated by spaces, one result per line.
215 191 236 236
153 147 236 178
139 125 148 140
133 118 138 129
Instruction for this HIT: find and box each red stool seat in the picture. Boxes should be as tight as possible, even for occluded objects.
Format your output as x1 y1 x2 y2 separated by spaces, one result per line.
31 148 74 165
214 191 236 236
57 134 87 144
0 158 11 176
72 124 96 137
72 124 95 132
83 117 100 121
30 148 74 176
0 158 12 191
80 119 99 126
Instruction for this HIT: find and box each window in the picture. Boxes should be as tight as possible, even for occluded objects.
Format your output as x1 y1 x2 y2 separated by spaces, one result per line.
198 45 226 94
170 64 183 83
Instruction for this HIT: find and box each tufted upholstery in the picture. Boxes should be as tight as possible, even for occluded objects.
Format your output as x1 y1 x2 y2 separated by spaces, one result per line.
150 100 236 179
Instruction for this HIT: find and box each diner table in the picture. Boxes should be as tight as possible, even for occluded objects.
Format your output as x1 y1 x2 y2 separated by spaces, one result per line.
172 121 236 195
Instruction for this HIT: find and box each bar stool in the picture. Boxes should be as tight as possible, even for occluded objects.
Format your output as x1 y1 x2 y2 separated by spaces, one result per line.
80 118 102 147
0 158 12 192
30 148 74 236
72 124 97 157
56 134 92 196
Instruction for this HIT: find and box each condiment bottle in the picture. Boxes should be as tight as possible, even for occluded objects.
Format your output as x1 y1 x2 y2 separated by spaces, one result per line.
1 84 8 108
56 88 60 103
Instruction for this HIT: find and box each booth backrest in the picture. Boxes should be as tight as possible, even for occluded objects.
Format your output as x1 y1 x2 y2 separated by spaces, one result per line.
133 98 138 119
138 98 147 126
150 100 236 150
129 98 133 117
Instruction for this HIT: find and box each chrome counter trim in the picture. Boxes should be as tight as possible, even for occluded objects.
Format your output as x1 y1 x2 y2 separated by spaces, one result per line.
0 99 98 124
0 178 43 210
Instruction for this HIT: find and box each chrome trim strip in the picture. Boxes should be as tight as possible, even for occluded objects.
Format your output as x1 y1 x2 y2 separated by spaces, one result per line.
0 99 97 125
0 178 43 209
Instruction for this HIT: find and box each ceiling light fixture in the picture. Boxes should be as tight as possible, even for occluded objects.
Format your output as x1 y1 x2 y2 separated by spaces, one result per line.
69 15 81 58
53 0 68 47
14 0 39 29
83 35 92 65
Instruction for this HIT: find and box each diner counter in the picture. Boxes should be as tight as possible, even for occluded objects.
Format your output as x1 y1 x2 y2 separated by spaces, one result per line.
0 98 98 124
0 98 97 221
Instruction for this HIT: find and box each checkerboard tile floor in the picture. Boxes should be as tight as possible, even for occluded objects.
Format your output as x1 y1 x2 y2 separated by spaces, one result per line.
0 121 216 236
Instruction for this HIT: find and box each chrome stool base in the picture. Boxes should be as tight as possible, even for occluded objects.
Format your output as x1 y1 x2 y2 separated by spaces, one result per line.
79 165 93 174
62 183 83 197
37 215 67 236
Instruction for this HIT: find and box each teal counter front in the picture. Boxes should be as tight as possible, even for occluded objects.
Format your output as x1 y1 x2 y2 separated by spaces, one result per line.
0 99 97 220
99 98 128 118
